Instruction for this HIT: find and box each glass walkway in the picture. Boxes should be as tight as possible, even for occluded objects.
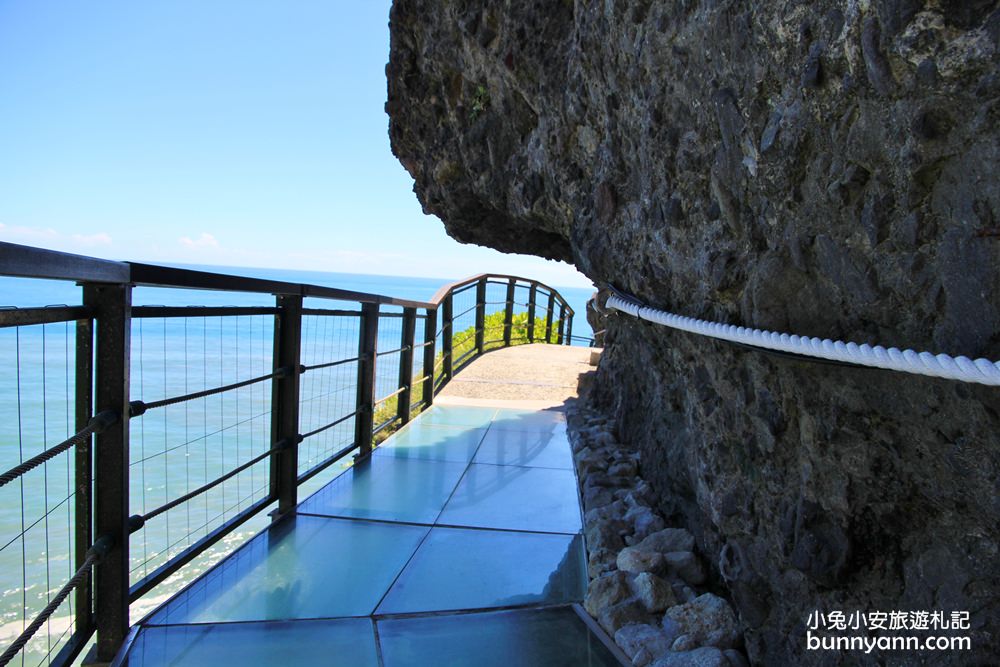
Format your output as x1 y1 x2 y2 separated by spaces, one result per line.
113 403 625 666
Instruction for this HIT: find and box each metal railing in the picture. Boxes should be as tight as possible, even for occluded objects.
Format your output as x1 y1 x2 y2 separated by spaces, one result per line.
0 241 577 666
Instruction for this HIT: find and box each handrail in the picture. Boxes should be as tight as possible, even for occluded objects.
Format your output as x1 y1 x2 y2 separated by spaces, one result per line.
0 243 576 315
0 242 130 283
129 262 433 310
428 273 576 315
0 242 586 667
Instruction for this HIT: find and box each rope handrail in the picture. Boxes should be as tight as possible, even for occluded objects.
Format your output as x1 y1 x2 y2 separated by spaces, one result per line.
606 289 1000 387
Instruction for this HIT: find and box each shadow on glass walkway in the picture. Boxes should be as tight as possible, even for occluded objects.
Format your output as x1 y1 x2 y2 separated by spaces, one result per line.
113 403 627 666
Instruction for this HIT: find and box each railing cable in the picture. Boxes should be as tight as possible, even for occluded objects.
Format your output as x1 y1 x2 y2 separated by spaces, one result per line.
300 411 358 440
130 437 298 529
0 535 113 667
0 410 118 488
129 366 294 416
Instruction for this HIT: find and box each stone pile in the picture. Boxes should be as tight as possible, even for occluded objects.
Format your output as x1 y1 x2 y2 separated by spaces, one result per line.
568 404 748 667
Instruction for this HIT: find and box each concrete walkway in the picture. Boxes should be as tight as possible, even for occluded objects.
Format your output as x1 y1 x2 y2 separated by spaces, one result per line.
438 343 595 408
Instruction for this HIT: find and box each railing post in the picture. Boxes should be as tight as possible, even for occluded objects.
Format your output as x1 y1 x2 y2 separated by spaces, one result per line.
475 278 486 355
422 307 437 408
442 294 453 384
354 302 379 458
527 284 537 343
74 316 94 642
545 293 555 343
397 307 416 425
83 283 131 663
269 294 302 517
557 303 566 345
503 279 515 347
566 309 574 346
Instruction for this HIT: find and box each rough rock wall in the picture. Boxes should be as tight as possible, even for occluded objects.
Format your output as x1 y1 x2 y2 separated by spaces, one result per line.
387 1 1000 664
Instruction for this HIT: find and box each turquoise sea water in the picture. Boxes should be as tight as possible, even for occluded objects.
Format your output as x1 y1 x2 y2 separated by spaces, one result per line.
0 264 594 665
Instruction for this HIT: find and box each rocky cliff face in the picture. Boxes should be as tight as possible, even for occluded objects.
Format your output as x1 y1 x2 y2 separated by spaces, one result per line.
387 1 1000 664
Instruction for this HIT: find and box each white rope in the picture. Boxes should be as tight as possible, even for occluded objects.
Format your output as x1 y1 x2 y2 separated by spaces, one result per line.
606 293 1000 387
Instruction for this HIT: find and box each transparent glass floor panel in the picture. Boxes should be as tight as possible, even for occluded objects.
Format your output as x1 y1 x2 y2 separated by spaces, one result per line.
417 405 498 428
373 422 487 463
297 455 467 523
124 618 378 667
147 515 427 624
490 408 567 434
473 428 573 470
377 607 622 667
437 464 582 534
376 528 586 614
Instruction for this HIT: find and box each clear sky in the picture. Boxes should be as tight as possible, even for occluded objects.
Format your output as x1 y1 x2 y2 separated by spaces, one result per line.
0 1 591 288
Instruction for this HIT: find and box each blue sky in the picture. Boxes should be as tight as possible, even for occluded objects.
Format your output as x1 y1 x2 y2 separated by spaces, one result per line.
0 1 590 288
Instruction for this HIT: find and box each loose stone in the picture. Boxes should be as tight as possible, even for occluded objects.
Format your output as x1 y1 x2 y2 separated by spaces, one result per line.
631 571 677 613
650 647 728 667
662 593 742 650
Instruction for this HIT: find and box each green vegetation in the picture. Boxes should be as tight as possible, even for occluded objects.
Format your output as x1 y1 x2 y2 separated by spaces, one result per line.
469 83 490 120
371 310 560 444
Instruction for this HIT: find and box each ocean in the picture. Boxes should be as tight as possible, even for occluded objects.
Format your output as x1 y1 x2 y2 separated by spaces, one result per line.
0 264 595 664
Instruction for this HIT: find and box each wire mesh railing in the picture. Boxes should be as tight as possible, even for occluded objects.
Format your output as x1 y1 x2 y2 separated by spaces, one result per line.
0 242 579 666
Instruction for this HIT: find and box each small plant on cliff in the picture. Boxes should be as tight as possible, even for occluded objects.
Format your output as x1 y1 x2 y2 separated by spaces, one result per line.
469 83 489 120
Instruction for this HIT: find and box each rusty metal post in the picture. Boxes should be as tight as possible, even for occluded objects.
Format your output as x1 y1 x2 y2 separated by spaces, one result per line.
442 294 453 382
84 283 130 663
527 284 537 343
503 279 515 346
566 309 574 346
74 316 94 641
474 278 486 355
544 293 555 343
269 294 302 517
557 303 566 345
422 307 437 407
397 307 416 425
354 303 379 458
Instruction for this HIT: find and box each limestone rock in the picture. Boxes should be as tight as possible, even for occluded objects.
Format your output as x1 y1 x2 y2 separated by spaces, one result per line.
584 570 631 617
587 547 618 579
614 623 673 666
630 572 677 613
624 504 666 543
572 447 607 479
635 528 696 555
662 594 741 650
598 599 649 635
663 551 707 586
650 647 728 667
584 515 626 554
617 547 665 575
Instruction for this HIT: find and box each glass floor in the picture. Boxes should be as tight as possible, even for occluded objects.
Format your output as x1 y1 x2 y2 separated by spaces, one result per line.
116 404 625 666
